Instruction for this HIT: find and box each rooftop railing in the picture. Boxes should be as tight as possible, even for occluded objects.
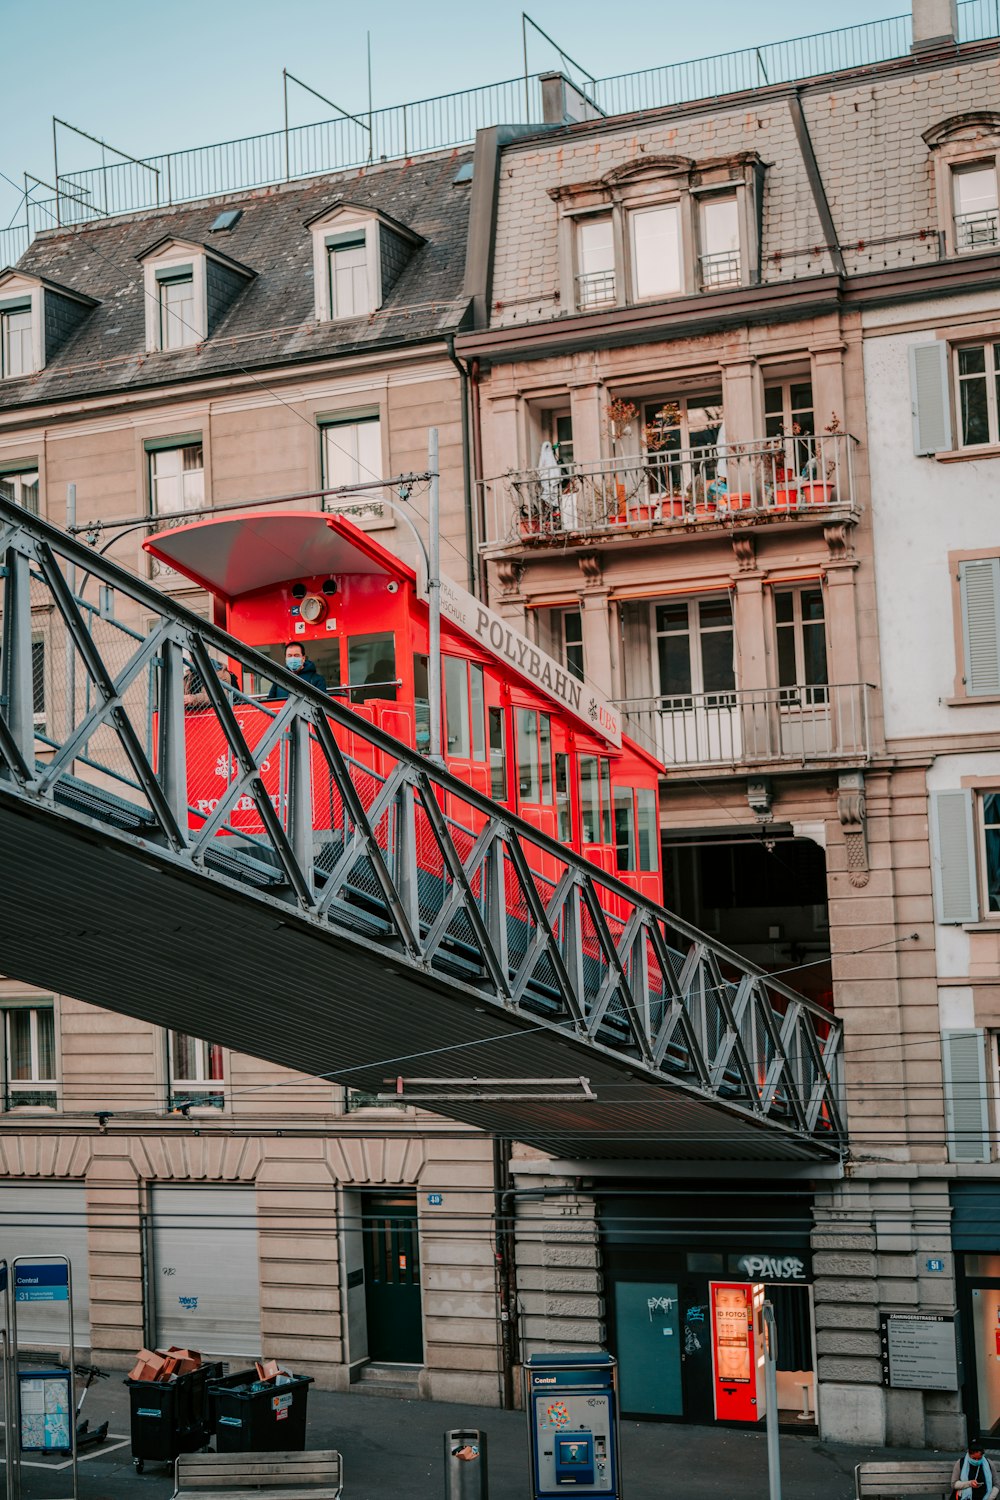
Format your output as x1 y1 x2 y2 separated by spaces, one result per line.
485 433 858 548
3 0 995 264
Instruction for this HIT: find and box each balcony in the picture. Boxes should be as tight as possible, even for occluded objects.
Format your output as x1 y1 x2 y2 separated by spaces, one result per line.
955 208 999 252
485 433 857 549
619 683 872 771
576 269 617 310
699 249 742 289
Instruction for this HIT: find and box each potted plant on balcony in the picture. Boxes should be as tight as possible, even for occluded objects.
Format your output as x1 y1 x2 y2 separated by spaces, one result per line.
798 413 841 504
604 397 639 524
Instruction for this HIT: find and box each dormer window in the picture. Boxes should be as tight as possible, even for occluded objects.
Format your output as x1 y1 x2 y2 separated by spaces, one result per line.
553 153 762 314
630 204 682 301
138 237 254 353
699 194 741 289
306 202 423 324
1 301 33 378
953 163 999 252
0 271 96 381
157 265 197 350
327 230 369 319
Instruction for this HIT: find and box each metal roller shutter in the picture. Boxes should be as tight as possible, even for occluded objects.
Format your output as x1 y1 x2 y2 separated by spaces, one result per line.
0 1182 90 1346
151 1186 261 1356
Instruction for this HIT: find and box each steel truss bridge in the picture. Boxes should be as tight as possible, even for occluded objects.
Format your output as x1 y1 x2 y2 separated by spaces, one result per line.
0 498 845 1161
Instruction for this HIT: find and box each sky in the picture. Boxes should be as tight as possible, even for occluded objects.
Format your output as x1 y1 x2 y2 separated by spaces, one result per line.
2 0 910 232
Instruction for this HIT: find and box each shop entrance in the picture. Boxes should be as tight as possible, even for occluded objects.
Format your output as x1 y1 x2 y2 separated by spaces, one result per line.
957 1256 1000 1437
361 1193 423 1364
601 1186 816 1428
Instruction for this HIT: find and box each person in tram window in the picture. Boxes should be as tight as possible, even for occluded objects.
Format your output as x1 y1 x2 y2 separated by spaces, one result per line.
183 658 238 711
952 1439 998 1500
266 641 327 700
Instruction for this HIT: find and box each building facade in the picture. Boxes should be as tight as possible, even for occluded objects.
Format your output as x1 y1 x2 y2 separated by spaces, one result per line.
0 0 998 1448
455 0 1000 1448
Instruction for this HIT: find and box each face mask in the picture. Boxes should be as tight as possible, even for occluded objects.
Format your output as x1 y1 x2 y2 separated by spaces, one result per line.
286 654 304 671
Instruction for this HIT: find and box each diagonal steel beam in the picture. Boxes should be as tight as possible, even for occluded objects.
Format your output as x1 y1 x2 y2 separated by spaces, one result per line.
501 827 587 1025
578 881 654 1065
34 545 186 851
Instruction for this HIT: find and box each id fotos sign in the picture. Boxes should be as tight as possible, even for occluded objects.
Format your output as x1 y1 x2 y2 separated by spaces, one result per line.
439 577 622 747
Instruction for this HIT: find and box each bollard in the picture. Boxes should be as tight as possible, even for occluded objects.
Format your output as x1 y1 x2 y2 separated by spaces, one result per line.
444 1428 488 1500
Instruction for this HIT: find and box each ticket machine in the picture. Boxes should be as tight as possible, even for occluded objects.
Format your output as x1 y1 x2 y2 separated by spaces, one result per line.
524 1353 620 1500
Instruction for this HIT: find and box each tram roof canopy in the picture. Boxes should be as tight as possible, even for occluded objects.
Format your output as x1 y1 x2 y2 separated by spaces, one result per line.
143 511 415 603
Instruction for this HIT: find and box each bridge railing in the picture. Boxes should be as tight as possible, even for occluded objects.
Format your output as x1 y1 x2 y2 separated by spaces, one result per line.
0 496 845 1151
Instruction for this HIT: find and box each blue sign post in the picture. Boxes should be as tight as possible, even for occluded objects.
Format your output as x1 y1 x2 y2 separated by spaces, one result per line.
10 1255 78 1500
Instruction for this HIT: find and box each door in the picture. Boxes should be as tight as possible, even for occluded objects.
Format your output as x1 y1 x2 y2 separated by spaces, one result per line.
970 1285 1000 1435
680 1282 716 1424
151 1186 261 1356
654 598 739 765
361 1194 423 1364
0 1182 90 1346
613 1280 683 1416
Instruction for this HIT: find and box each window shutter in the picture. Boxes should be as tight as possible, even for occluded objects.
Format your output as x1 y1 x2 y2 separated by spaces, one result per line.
960 558 1000 697
942 1029 990 1163
930 789 979 924
909 342 952 455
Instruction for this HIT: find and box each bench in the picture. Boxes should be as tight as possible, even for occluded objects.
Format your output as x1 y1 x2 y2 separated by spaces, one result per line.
855 1460 956 1499
174 1450 343 1500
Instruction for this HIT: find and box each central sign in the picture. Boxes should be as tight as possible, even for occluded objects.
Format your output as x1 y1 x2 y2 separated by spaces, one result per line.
439 577 623 747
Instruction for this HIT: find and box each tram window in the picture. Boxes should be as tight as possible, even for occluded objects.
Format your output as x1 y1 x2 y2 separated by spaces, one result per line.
614 787 636 871
539 714 552 802
636 786 658 871
579 755 600 843
249 640 340 697
470 665 486 762
445 655 470 758
600 758 613 843
555 753 572 843
489 706 507 799
517 710 540 801
413 653 430 752
348 632 396 704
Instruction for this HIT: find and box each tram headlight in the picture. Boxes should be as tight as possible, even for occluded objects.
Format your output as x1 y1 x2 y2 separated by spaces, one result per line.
299 593 327 624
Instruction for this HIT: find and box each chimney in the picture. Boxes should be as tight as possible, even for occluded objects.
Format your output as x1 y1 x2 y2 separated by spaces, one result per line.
911 0 959 50
540 72 602 126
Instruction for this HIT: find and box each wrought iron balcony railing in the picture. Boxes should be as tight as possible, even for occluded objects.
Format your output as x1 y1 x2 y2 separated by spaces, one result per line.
955 208 1000 252
618 683 872 770
576 269 617 310
699 249 742 288
486 432 857 547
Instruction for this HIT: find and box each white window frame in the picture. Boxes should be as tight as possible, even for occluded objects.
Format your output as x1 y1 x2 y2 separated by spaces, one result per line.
951 160 1000 254
628 202 684 302
311 212 381 322
1 304 34 378
652 595 735 706
167 1031 226 1112
979 788 1000 920
698 192 742 289
148 439 205 518
0 464 40 514
0 280 43 377
320 412 383 516
954 340 1000 448
3 1001 58 1111
142 250 208 352
773 585 829 702
574 214 616 311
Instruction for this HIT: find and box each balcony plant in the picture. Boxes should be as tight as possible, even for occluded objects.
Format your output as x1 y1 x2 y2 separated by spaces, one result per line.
602 398 639 523
797 413 842 504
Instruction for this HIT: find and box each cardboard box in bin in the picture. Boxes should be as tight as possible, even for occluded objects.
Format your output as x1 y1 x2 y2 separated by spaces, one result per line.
128 1345 204 1382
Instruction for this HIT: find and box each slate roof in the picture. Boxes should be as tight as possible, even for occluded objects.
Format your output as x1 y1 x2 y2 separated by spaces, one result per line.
4 148 473 410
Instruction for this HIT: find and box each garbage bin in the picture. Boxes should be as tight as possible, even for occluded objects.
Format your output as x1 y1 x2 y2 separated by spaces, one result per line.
126 1362 222 1473
208 1371 313 1452
445 1429 488 1500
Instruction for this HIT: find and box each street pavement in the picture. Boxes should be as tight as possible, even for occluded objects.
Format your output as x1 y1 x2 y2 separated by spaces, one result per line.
7 1374 943 1499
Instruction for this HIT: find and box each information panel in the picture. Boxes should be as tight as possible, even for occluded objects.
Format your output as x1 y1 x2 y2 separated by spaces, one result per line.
880 1313 959 1391
18 1369 73 1452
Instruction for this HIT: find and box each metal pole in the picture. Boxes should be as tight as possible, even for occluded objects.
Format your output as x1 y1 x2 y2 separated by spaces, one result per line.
367 32 374 163
66 485 77 761
283 70 290 181
763 1301 782 1500
522 13 531 119
427 428 443 766
52 117 60 225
